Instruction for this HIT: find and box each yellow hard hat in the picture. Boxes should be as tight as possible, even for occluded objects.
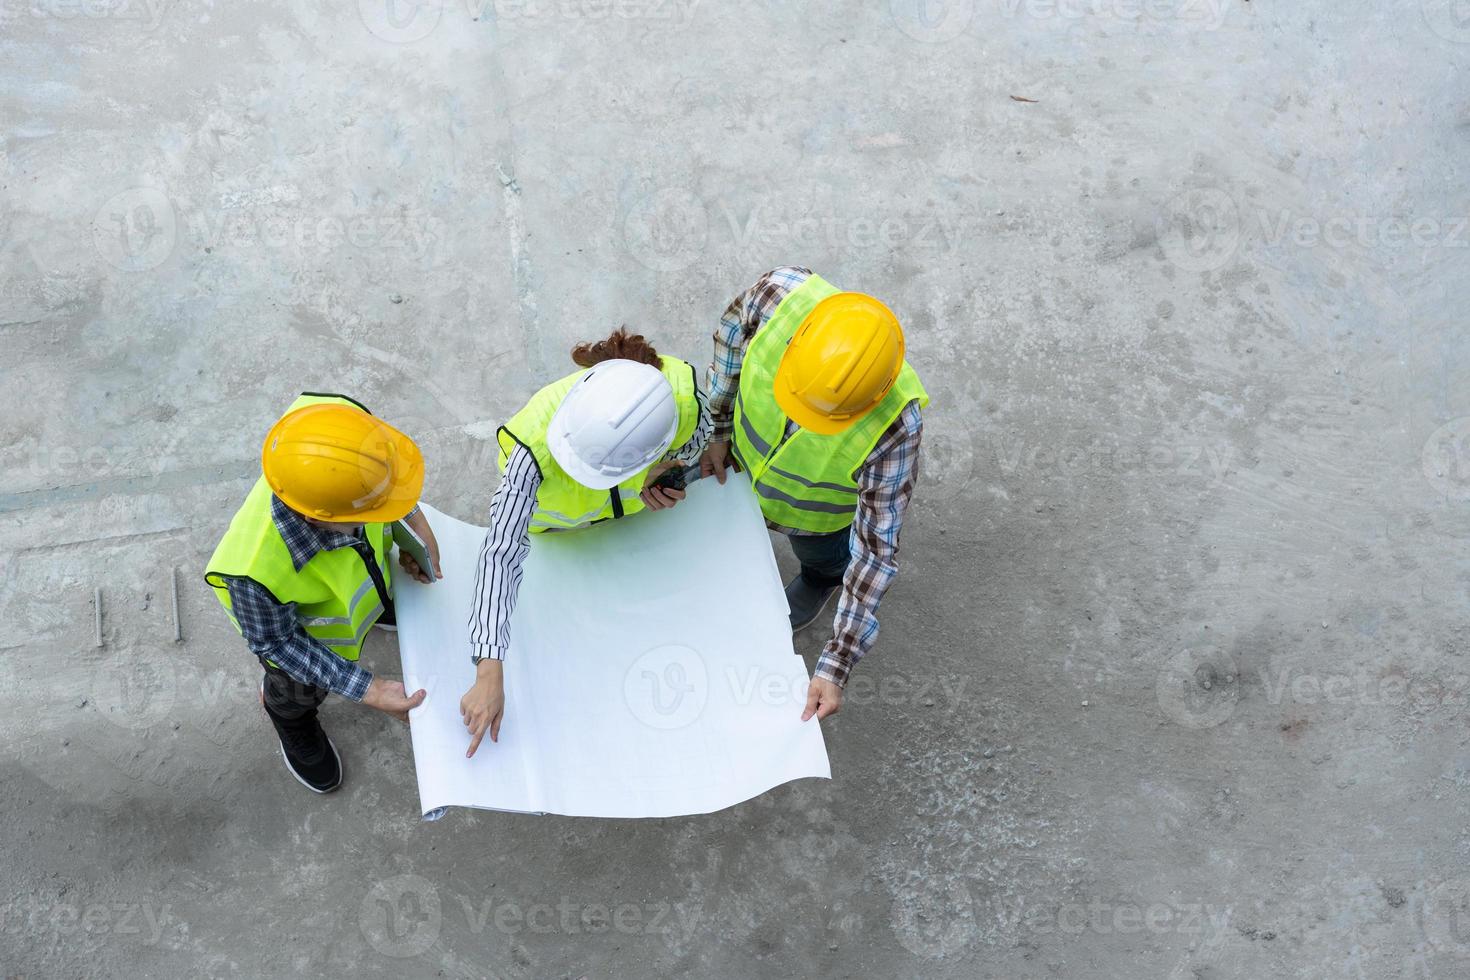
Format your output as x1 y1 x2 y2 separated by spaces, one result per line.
773 292 905 435
261 404 424 523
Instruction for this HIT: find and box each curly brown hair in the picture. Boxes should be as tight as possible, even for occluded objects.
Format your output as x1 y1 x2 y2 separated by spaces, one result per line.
570 327 661 369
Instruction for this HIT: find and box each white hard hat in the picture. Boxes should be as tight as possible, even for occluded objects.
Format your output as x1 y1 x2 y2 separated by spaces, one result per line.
547 359 678 490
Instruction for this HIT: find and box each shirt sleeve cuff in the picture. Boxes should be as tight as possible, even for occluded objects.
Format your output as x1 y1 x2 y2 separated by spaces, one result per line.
339 665 373 702
814 650 854 688
471 642 507 664
712 420 733 443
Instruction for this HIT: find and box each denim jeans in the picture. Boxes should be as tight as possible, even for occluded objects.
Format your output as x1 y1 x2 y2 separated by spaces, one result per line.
787 529 851 589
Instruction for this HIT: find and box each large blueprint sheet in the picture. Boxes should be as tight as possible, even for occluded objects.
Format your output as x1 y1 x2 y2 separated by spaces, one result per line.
395 473 831 818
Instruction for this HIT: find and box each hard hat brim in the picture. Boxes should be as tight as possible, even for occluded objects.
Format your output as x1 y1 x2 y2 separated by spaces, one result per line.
773 381 873 435
547 430 637 489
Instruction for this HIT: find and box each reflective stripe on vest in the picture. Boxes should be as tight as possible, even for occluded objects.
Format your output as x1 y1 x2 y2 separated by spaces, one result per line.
495 355 701 533
731 275 930 534
203 393 394 663
527 500 613 531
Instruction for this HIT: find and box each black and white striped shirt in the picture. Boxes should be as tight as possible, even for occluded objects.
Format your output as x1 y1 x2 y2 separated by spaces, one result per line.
467 385 711 663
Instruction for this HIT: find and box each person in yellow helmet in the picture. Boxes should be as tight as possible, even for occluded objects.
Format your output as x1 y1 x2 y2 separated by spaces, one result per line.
458 328 711 757
696 268 929 723
205 393 443 794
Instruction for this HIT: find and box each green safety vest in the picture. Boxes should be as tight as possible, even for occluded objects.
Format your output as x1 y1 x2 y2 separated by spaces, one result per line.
204 393 394 663
732 275 930 534
497 355 701 532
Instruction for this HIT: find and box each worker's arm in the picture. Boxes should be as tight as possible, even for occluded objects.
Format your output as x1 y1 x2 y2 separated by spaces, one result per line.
805 402 925 718
397 505 443 583
223 576 422 719
702 266 813 481
669 380 712 464
461 444 541 756
640 381 712 510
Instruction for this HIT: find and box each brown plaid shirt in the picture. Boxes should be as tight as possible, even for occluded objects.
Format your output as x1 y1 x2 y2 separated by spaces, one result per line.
707 267 925 687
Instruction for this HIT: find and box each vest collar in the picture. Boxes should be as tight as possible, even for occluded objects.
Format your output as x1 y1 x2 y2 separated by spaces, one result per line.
270 494 364 572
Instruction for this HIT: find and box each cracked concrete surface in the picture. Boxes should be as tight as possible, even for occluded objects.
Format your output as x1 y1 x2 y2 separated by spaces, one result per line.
3 1 1470 977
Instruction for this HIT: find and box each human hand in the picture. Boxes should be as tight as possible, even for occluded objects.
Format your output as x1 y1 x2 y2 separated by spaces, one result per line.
700 441 730 484
362 677 427 723
640 460 686 511
460 659 505 758
801 677 843 721
399 510 443 583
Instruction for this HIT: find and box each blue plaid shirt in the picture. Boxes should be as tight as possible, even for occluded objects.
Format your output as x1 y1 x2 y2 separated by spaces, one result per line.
221 495 415 701
708 267 925 686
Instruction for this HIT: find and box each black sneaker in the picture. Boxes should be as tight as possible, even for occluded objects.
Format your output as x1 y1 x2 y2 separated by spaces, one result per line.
262 688 342 794
786 576 837 632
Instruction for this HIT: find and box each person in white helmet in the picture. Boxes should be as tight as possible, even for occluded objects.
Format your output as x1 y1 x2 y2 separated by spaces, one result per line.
459 328 710 756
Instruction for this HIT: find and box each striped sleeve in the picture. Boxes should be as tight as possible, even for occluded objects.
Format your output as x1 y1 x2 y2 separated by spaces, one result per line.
467 444 542 663
667 378 712 465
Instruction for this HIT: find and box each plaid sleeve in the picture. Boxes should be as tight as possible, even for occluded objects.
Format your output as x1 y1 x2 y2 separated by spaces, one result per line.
223 576 373 701
815 400 924 687
707 266 813 442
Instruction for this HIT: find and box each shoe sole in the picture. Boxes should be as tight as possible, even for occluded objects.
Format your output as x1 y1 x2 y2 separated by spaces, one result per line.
279 736 343 795
790 586 838 633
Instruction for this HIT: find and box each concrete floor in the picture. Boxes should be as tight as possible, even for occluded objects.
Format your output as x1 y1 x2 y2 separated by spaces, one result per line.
3 1 1469 977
